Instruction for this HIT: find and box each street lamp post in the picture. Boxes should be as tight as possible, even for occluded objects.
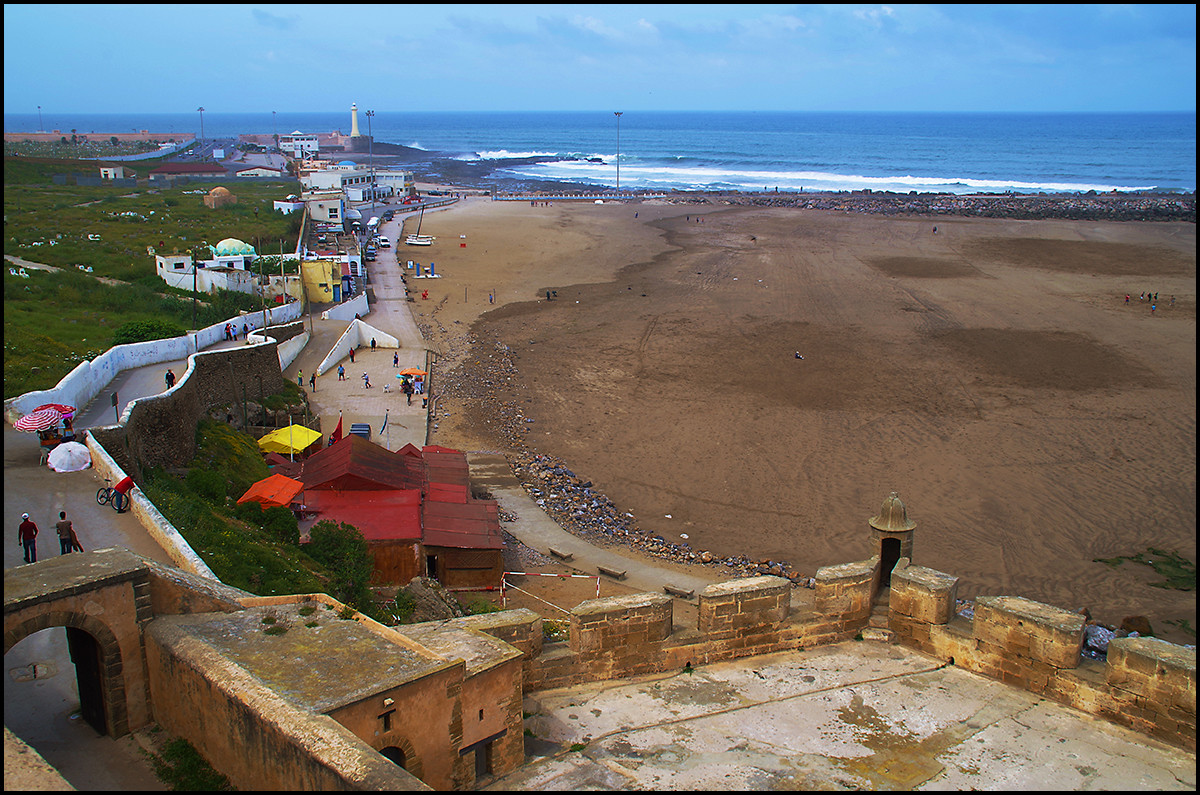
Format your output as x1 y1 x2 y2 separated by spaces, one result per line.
272 110 277 152
366 110 375 216
614 111 623 195
37 105 43 133
197 106 205 142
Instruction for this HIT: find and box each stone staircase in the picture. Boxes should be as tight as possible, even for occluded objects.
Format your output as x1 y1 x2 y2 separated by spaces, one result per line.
860 586 896 643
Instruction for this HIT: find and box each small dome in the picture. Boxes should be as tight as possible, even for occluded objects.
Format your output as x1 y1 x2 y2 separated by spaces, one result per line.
869 492 916 532
208 186 232 196
214 237 256 256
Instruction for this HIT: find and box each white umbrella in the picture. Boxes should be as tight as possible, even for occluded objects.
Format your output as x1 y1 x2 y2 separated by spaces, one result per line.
47 441 92 472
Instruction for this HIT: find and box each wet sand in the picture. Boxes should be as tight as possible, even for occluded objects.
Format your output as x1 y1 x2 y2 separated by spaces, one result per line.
409 196 1196 643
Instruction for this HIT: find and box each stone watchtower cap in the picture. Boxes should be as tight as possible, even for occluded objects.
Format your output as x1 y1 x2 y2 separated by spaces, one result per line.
869 491 916 532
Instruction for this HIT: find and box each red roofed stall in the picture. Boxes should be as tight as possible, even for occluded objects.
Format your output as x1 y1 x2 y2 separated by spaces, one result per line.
289 436 503 588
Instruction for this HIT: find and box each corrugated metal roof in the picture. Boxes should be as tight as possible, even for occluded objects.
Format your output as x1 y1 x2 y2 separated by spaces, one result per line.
299 434 424 492
302 489 421 541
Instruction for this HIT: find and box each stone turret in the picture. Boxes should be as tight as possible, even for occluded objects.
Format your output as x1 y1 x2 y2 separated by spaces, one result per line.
869 492 916 583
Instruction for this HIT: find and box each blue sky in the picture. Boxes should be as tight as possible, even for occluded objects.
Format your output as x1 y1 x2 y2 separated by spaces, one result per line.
3 4 1195 114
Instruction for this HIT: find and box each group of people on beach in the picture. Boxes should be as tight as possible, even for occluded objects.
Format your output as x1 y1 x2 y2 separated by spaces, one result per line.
1124 291 1175 314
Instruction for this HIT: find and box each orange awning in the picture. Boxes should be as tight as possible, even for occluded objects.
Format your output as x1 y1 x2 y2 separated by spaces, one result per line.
237 473 305 508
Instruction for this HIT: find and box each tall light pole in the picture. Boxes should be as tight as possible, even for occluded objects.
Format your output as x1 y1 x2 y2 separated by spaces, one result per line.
614 111 622 196
272 110 277 152
37 105 43 132
197 106 205 142
366 109 375 215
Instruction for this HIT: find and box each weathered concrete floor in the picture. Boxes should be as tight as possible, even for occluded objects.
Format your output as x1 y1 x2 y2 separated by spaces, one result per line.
483 641 1195 791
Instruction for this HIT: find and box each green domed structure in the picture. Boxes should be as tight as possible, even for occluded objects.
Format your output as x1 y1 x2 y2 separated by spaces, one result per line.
214 238 256 257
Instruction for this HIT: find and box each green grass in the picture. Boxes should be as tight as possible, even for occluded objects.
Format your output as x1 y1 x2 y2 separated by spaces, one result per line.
3 171 304 398
1093 547 1196 591
147 737 234 791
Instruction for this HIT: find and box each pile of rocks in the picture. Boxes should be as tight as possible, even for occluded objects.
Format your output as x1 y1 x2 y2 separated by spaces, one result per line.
509 450 809 584
423 328 812 585
669 191 1196 223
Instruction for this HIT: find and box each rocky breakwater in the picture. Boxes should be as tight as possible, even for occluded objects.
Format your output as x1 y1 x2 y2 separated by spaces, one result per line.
672 191 1197 223
427 330 813 586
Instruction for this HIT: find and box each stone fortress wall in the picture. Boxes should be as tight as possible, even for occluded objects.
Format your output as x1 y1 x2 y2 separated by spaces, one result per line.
458 559 1195 754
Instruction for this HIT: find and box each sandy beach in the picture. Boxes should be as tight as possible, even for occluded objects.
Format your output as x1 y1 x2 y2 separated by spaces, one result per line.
405 194 1196 643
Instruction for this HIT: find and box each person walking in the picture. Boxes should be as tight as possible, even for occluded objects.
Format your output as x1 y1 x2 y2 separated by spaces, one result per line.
349 347 355 364
362 372 372 389
165 369 176 389
309 372 316 392
402 377 414 406
338 364 346 381
371 337 377 353
393 352 399 368
297 369 303 387
56 511 82 555
18 513 38 564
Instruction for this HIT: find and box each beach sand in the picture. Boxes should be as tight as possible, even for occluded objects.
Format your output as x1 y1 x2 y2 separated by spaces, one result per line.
406 196 1196 643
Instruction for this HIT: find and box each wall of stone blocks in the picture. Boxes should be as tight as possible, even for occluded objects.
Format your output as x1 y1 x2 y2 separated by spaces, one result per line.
883 560 1196 750
814 556 879 622
89 342 289 479
144 617 424 790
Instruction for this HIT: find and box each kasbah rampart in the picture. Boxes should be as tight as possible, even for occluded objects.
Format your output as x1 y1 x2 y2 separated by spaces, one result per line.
3 325 1195 789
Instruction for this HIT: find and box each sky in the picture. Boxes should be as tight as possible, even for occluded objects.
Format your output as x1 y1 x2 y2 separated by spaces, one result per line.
3 4 1196 114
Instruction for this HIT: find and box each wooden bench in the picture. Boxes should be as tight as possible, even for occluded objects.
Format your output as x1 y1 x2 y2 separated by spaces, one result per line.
548 547 574 562
597 565 627 580
663 584 695 599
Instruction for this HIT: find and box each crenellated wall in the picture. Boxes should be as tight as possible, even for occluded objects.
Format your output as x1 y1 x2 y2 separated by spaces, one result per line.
458 559 1195 752
884 559 1196 750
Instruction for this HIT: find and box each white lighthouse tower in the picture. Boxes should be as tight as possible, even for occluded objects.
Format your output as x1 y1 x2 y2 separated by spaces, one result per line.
350 103 361 138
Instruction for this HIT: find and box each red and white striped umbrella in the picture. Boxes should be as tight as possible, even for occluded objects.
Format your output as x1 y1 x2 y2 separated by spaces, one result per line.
13 408 63 432
33 403 75 417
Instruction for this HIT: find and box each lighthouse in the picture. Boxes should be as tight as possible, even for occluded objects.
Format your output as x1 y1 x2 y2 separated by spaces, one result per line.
350 103 361 137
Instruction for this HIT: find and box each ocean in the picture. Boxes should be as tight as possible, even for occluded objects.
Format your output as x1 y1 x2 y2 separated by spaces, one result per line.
5 110 1195 195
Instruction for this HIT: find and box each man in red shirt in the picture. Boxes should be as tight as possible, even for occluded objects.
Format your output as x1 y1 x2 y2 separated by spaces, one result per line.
18 513 38 563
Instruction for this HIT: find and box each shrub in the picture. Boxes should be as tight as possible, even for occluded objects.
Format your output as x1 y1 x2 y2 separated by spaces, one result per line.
261 505 299 546
306 521 375 613
111 318 186 345
186 467 227 504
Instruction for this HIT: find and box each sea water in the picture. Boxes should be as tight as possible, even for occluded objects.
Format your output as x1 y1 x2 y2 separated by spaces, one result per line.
5 110 1195 195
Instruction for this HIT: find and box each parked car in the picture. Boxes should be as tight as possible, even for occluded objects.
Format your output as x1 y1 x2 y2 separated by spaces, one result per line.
377 236 390 248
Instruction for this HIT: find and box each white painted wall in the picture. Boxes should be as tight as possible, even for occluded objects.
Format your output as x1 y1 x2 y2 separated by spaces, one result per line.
4 301 304 421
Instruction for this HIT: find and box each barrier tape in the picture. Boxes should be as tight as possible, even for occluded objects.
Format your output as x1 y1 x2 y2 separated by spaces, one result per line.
501 570 601 608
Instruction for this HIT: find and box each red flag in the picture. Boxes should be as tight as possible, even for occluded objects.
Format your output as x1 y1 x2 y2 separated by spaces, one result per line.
331 414 343 444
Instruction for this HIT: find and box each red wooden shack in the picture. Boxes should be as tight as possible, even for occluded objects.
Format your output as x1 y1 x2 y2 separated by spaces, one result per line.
290 436 503 589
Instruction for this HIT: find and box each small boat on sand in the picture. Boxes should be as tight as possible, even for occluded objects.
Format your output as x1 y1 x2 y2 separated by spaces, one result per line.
405 235 434 246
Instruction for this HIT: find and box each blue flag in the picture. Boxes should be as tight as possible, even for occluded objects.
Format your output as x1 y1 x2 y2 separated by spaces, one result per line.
380 410 388 435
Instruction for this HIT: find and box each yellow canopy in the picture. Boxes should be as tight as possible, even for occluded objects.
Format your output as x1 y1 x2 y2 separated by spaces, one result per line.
257 424 323 455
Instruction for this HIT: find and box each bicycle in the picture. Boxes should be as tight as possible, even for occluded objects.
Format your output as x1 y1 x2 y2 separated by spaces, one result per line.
96 478 129 512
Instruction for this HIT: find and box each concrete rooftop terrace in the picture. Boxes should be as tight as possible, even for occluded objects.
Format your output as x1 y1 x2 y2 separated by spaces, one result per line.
488 641 1195 791
160 601 452 714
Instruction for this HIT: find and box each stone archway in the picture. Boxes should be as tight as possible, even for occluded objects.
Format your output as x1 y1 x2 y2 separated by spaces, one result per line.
4 611 129 737
378 735 422 780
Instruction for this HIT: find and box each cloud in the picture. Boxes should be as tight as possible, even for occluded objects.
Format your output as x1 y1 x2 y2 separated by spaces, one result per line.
252 8 297 31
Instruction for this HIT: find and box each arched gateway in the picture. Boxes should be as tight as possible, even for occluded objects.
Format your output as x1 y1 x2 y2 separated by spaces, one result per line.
4 550 155 738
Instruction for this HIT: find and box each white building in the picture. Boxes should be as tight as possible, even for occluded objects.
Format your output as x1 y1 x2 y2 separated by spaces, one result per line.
155 254 254 295
303 189 345 224
279 131 319 158
236 166 288 178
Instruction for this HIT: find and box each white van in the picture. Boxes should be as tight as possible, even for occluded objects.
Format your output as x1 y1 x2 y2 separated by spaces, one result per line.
377 235 391 248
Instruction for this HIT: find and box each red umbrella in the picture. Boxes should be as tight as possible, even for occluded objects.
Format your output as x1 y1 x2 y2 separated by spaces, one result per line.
14 408 63 432
34 403 75 416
